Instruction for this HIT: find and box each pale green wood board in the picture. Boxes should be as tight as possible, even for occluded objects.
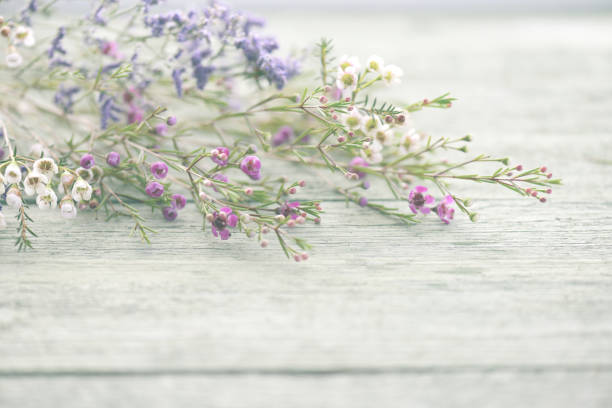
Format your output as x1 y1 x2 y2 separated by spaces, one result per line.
0 12 611 408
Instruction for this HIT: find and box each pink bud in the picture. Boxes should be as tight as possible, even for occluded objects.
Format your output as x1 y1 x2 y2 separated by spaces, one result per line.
546 173 552 179
288 187 297 194
260 239 269 248
244 187 253 196
540 166 547 173
294 254 301 262
337 135 346 143
540 197 547 203
301 253 309 261
287 219 296 228
516 164 523 171
298 180 306 187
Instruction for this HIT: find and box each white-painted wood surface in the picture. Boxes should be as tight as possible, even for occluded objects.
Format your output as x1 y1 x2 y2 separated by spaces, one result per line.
1 12 612 408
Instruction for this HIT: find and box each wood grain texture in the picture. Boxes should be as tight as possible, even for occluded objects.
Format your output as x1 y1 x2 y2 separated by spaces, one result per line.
1 11 612 408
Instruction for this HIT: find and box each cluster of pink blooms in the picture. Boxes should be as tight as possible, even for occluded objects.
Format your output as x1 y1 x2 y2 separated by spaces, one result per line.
408 185 455 224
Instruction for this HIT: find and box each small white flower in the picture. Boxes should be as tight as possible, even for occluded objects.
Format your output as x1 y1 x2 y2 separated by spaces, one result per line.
366 55 385 73
362 116 382 136
4 162 22 184
0 173 5 195
33 158 59 180
372 125 393 146
382 64 403 86
336 66 358 93
23 172 49 196
13 26 36 47
361 140 383 164
6 50 23 68
338 55 360 72
75 167 94 182
60 196 77 219
71 178 93 202
36 188 58 210
399 128 422 155
341 110 363 131
6 187 23 209
0 212 6 230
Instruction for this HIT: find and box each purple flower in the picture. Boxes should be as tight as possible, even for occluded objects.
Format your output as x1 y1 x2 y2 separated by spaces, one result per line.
349 157 369 179
101 41 122 59
48 27 67 60
127 105 144 124
359 197 368 207
211 147 230 167
166 116 177 126
193 64 214 90
210 207 239 240
150 161 169 179
272 126 294 146
99 93 121 129
276 201 300 220
155 123 168 136
171 68 185 97
435 195 456 224
162 205 178 221
106 151 121 167
408 185 435 215
171 193 186 210
212 173 228 192
54 85 80 114
240 155 261 180
145 181 164 198
80 154 95 169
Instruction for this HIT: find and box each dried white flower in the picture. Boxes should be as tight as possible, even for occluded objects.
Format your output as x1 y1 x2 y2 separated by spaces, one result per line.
33 158 59 180
36 188 58 210
23 172 49 196
60 196 77 219
4 162 22 184
6 51 23 68
6 187 23 209
71 178 93 202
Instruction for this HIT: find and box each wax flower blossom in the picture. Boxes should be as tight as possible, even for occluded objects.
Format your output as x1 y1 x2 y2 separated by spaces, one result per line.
366 55 384 73
71 178 93 202
33 158 59 180
209 207 239 240
240 155 262 180
382 65 403 86
4 162 22 184
211 147 230 167
150 161 169 179
145 181 164 198
80 153 95 169
408 186 435 215
59 196 77 219
348 157 369 179
6 187 23 209
435 195 456 224
36 188 58 210
24 172 49 196
272 126 294 146
106 151 121 167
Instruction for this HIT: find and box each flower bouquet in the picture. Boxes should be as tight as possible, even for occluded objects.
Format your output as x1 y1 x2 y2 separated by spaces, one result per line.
0 0 559 259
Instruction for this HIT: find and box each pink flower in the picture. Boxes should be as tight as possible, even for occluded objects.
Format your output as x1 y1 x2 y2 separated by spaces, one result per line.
211 147 230 167
408 185 435 214
348 156 369 179
240 155 261 180
150 161 169 179
435 195 455 224
210 207 238 240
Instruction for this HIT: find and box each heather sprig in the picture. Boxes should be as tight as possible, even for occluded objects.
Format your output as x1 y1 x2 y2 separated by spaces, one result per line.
0 1 560 260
